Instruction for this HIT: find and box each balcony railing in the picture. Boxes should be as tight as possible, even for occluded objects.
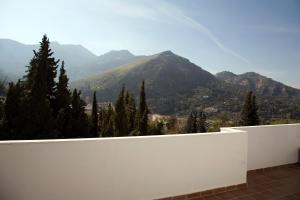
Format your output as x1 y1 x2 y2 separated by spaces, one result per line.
0 124 299 200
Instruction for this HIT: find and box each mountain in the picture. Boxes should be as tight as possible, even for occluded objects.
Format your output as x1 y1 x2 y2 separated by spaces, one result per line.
73 51 240 114
73 52 300 120
216 71 300 97
0 39 141 80
82 50 145 78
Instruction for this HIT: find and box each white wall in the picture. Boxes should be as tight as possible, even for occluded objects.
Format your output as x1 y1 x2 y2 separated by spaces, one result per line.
225 124 300 170
0 130 247 200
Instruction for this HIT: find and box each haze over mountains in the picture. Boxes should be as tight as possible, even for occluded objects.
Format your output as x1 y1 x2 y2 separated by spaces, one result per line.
0 39 142 80
1 39 300 120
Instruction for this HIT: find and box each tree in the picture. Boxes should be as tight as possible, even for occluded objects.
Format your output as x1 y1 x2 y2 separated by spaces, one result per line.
125 91 137 133
101 104 115 137
240 91 260 126
185 111 207 133
186 111 197 133
197 111 207 133
54 61 71 116
66 89 89 138
3 81 23 139
114 85 128 136
250 95 260 125
24 35 59 108
90 91 99 137
18 35 61 139
138 81 148 135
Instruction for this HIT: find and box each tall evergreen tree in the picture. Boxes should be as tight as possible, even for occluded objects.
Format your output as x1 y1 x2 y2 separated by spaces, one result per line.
240 91 260 126
54 61 71 116
20 35 60 138
101 104 115 137
114 85 128 136
185 111 207 133
90 91 99 137
250 95 260 125
3 81 23 139
53 61 72 136
23 55 38 92
66 89 89 138
125 91 137 133
138 81 148 135
197 111 207 133
24 35 59 106
186 111 197 133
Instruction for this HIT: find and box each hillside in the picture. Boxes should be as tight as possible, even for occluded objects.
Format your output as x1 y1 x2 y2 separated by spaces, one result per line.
73 51 240 114
216 71 300 97
73 53 300 120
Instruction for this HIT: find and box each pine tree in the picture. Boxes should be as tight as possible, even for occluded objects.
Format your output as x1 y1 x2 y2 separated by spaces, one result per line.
24 35 59 107
138 81 148 135
90 91 99 137
240 91 260 126
20 35 60 138
114 85 128 136
23 55 38 92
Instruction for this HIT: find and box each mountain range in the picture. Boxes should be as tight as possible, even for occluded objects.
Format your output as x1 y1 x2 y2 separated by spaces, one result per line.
72 51 300 120
1 39 300 120
0 39 141 80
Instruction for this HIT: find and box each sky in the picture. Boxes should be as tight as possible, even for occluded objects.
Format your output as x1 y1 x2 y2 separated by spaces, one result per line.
1 0 300 88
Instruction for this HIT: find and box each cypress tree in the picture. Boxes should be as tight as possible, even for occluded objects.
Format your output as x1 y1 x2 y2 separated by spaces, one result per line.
101 104 115 137
250 95 260 125
90 91 99 137
186 111 197 133
54 61 71 116
138 81 148 135
66 89 89 138
240 91 260 126
197 111 207 133
27 45 52 138
114 85 128 136
185 111 207 133
53 61 72 136
125 91 137 133
3 81 23 139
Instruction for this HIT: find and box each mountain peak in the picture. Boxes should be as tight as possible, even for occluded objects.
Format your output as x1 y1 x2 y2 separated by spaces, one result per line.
103 50 134 57
215 71 237 80
158 50 176 56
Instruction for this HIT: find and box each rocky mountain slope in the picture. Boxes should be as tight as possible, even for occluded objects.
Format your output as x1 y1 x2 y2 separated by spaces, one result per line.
73 52 300 119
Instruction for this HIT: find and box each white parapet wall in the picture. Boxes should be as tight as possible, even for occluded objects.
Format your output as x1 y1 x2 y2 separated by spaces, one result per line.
0 130 247 200
223 124 300 171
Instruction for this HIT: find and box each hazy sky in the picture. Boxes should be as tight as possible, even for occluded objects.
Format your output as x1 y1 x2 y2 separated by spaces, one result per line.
1 0 300 88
